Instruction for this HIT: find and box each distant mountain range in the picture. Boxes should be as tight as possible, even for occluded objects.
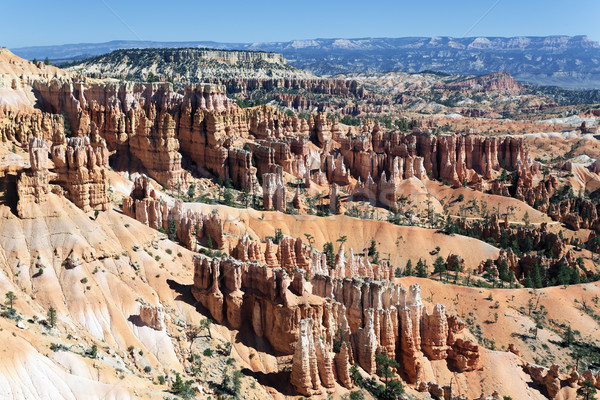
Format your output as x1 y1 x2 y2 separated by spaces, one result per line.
10 36 600 89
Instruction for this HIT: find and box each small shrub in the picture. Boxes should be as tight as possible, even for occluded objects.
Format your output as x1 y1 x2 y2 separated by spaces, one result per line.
50 343 68 352
88 344 98 358
170 373 194 398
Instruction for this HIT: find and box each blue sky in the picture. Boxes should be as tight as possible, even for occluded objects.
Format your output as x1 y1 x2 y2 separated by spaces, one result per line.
4 0 600 48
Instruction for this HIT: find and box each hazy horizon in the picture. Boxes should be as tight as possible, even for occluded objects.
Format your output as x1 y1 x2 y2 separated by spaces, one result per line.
3 0 600 48
8 34 600 51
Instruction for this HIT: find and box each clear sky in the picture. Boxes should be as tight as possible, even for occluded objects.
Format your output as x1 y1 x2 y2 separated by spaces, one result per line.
4 0 600 48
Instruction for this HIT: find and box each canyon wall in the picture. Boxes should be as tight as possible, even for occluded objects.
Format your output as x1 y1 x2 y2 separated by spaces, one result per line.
191 255 480 395
22 76 540 211
122 175 225 250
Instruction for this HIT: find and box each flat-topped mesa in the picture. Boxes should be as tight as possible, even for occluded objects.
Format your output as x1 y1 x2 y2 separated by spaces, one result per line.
51 136 110 212
16 137 50 216
122 175 224 250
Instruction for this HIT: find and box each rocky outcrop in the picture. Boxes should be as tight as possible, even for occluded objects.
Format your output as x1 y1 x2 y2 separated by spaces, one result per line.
523 363 562 399
314 334 336 389
0 109 64 144
290 318 322 396
264 239 279 268
334 342 353 389
436 72 524 95
16 135 111 215
354 309 378 374
447 338 480 373
138 304 165 331
262 168 286 212
421 304 449 360
28 71 539 208
123 175 224 249
548 198 599 231
462 215 580 281
338 129 536 200
51 136 110 212
192 255 480 394
31 79 238 190
234 233 265 264
580 370 600 390
17 137 50 216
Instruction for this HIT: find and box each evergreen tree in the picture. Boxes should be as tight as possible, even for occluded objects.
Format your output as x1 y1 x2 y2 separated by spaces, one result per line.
168 219 177 241
47 306 57 328
522 235 533 252
524 272 534 289
368 239 379 263
171 373 194 398
508 270 516 288
532 264 543 288
187 184 195 198
563 325 575 347
498 259 510 282
375 353 400 390
433 256 447 281
416 259 428 278
571 268 581 284
404 260 413 276
557 261 572 286
577 380 597 400
4 291 16 315
323 242 335 269
223 187 234 205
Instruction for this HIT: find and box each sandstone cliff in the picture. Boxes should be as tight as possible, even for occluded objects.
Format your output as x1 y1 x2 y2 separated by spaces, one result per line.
192 256 480 393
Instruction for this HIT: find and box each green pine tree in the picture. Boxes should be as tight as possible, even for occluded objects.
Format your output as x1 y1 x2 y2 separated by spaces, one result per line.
416 259 428 278
405 260 413 276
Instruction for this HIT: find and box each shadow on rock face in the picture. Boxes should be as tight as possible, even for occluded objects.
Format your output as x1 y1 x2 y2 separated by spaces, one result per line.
240 368 296 396
167 278 195 304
